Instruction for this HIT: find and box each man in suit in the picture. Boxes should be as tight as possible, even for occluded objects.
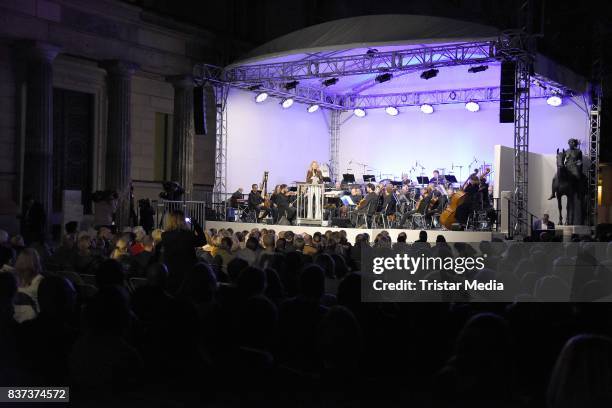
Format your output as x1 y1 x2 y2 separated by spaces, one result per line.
276 184 296 224
533 213 555 231
247 184 269 222
351 183 378 227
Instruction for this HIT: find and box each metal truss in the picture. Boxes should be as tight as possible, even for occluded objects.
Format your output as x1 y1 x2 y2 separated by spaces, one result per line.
588 88 601 226
512 57 532 237
224 41 496 83
232 81 346 109
213 84 229 204
346 85 551 109
328 110 340 182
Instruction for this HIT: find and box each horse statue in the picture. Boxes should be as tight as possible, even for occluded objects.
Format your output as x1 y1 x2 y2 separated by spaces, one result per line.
548 146 586 225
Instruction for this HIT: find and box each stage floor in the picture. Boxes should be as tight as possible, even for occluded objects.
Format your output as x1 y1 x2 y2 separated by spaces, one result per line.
204 220 494 243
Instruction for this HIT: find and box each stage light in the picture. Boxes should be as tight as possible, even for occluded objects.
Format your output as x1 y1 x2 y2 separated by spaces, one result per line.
284 81 299 90
546 95 563 107
375 73 393 83
385 106 399 116
281 98 294 108
353 108 366 117
322 78 338 87
248 84 262 91
307 104 320 113
255 92 268 103
465 101 480 112
420 104 434 114
468 65 489 73
420 68 439 80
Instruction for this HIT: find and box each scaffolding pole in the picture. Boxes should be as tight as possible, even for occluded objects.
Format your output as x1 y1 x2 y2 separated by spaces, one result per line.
213 84 229 206
328 110 340 183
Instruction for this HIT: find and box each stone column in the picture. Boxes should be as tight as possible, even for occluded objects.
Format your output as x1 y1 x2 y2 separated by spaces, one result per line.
101 60 138 228
21 41 61 235
167 75 195 197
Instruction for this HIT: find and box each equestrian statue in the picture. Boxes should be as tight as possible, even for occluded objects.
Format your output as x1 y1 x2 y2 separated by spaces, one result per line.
548 138 587 225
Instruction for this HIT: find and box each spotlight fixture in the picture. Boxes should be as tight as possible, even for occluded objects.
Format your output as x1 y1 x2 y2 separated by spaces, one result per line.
366 49 379 58
322 78 339 87
281 98 294 108
546 95 563 107
353 108 366 118
420 68 439 80
385 106 399 116
248 84 262 91
420 104 434 114
375 73 393 83
284 80 299 90
255 92 268 103
465 101 480 112
307 104 320 113
468 65 489 73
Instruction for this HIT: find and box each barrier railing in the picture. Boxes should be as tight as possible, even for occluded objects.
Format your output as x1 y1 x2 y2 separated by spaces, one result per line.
155 200 208 227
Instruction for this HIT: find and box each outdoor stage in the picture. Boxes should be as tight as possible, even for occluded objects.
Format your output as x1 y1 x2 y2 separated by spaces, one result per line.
195 15 599 238
204 220 494 243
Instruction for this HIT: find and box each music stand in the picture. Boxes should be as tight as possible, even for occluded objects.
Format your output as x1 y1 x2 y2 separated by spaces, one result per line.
417 176 430 185
363 174 376 182
444 175 458 184
342 173 355 183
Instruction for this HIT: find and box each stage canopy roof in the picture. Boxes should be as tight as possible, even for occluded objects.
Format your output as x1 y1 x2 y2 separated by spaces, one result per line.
225 15 587 97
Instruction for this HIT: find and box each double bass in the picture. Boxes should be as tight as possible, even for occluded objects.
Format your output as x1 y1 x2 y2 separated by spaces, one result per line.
440 168 490 229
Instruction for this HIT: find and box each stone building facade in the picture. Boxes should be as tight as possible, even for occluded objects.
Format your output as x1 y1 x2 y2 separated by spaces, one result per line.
0 0 223 235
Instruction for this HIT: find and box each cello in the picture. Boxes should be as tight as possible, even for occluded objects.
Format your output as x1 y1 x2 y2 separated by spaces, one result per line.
440 168 489 229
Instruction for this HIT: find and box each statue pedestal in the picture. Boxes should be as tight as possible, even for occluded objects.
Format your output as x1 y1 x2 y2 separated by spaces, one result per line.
558 225 593 241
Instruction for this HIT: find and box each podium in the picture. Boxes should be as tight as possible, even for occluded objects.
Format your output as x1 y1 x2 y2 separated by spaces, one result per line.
296 182 324 225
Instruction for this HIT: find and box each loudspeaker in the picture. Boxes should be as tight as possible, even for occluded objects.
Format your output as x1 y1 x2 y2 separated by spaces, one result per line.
194 86 206 135
331 217 353 228
499 61 516 123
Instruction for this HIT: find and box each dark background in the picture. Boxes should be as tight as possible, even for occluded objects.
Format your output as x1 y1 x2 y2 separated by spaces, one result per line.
122 0 611 162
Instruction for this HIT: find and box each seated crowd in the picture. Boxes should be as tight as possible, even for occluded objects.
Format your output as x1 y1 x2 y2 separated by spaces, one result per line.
1 215 612 406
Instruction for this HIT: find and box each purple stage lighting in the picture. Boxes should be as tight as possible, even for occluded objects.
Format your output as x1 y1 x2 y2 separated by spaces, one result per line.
385 106 399 116
465 101 480 112
353 108 366 117
546 95 562 107
307 104 320 113
255 92 268 103
281 98 294 108
420 104 434 114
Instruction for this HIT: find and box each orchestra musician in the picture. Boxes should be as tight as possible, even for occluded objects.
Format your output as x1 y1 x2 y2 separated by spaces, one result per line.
455 175 480 226
270 184 282 223
382 185 396 216
306 161 324 219
248 183 270 221
351 183 378 227
426 187 448 223
229 188 243 208
431 169 444 185
276 184 296 224
398 185 433 228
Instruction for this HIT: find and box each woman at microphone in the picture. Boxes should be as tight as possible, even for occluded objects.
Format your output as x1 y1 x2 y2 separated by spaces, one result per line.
306 161 323 219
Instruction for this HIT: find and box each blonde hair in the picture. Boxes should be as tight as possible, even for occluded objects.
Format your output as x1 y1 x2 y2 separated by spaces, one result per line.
164 210 187 231
110 237 129 260
133 226 146 242
15 248 42 287
151 229 163 244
